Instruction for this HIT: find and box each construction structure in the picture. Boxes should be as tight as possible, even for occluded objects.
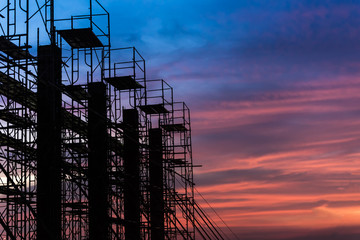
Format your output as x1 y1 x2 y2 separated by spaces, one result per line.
0 0 228 239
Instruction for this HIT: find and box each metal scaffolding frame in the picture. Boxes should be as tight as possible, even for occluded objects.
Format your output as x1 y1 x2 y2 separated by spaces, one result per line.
0 0 227 239
0 0 37 239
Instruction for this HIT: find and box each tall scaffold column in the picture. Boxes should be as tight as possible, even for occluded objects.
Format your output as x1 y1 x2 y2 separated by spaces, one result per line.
88 82 109 240
138 79 183 239
0 0 37 239
149 128 165 240
104 46 146 239
123 109 141 240
138 78 196 239
138 79 169 240
56 0 111 238
37 1 62 240
139 79 172 239
37 44 62 240
161 102 195 239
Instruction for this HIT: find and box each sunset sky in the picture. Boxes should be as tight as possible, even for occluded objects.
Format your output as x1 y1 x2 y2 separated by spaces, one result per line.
58 0 360 239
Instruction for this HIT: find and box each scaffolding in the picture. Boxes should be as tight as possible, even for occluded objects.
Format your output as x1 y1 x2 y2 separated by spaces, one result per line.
0 0 37 239
56 1 110 238
0 0 228 239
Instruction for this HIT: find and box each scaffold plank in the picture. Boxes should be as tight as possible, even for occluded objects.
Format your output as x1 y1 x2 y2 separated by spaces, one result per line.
109 137 122 155
0 37 33 60
0 186 22 195
0 132 34 154
0 109 34 128
63 209 87 215
110 217 125 225
0 72 37 111
63 85 89 101
58 28 103 48
168 158 186 165
139 104 169 114
109 170 123 185
62 161 87 175
63 110 88 137
64 142 88 153
104 76 143 90
0 196 35 204
109 179 123 186
160 123 187 132
63 202 87 209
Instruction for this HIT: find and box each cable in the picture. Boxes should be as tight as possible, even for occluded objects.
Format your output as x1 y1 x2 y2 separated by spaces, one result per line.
195 186 241 240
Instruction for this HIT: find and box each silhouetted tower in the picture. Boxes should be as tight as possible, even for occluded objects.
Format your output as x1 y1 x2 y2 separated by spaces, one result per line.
36 0 62 238
37 45 62 240
88 82 109 240
123 109 141 240
149 128 165 240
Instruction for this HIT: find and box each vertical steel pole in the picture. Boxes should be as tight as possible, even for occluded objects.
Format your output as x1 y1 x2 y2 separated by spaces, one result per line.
149 128 165 240
88 82 109 240
123 109 141 240
37 45 62 240
50 0 55 45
